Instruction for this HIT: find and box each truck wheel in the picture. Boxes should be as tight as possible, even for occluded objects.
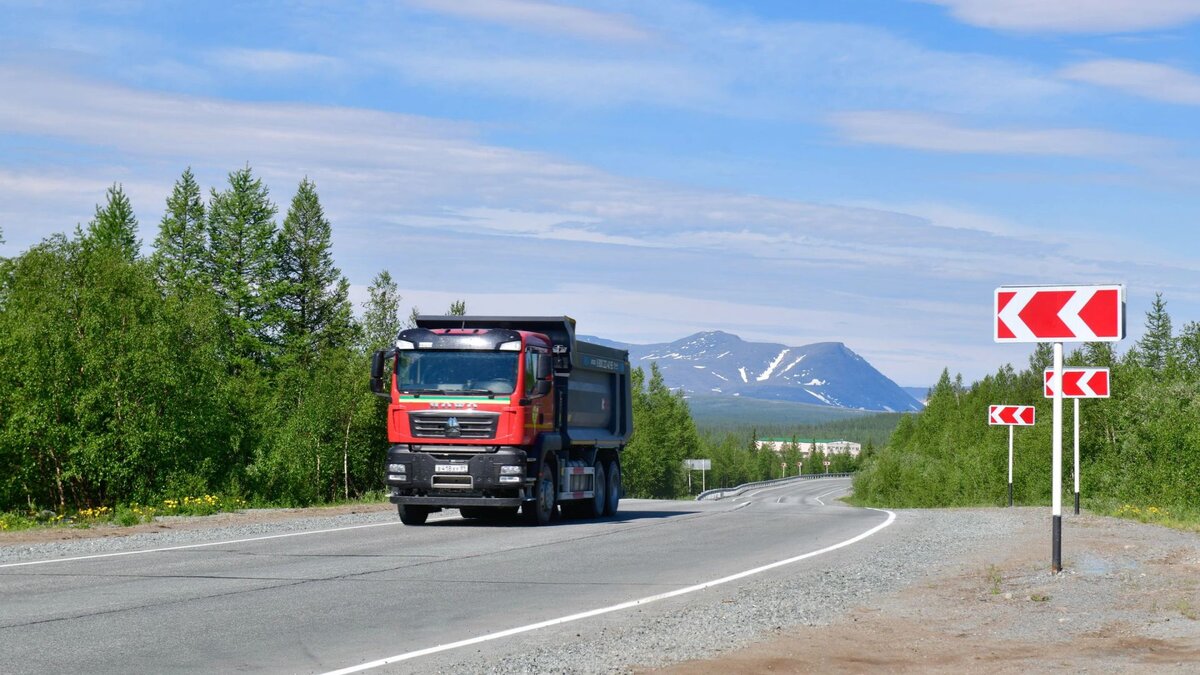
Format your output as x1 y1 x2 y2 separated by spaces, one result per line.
603 459 621 516
522 460 556 525
398 505 429 525
581 460 607 518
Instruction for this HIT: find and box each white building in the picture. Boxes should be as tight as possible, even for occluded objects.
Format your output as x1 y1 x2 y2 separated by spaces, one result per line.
756 438 861 458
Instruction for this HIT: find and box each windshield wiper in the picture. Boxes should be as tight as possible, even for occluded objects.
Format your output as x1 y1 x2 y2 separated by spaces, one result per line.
458 389 501 398
399 388 442 397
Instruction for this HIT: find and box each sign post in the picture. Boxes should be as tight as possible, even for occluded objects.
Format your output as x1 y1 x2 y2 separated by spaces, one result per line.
684 459 711 493
1044 367 1110 515
995 284 1124 574
989 405 1036 506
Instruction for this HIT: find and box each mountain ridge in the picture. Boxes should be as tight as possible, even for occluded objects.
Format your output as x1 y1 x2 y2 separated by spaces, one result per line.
580 330 921 413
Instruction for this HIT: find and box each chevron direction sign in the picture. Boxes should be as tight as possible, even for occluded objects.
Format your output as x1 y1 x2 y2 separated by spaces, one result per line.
1044 368 1111 399
989 405 1036 426
994 285 1125 343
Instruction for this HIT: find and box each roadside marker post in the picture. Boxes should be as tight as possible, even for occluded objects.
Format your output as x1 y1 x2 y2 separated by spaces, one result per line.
988 405 1035 507
995 284 1124 574
1044 367 1110 515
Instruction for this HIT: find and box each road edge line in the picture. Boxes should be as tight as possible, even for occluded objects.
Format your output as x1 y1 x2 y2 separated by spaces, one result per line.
320 507 896 674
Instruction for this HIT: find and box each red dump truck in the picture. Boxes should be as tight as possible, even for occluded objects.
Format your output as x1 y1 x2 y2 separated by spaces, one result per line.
370 316 633 525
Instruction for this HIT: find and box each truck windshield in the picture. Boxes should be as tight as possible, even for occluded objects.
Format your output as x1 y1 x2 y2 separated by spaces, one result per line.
396 351 519 395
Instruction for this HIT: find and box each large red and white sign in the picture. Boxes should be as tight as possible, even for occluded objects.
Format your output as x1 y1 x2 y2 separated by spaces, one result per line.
989 405 1036 426
994 285 1124 343
1044 368 1110 399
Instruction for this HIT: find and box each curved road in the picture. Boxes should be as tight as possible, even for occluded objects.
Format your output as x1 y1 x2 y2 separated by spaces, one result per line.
0 477 887 673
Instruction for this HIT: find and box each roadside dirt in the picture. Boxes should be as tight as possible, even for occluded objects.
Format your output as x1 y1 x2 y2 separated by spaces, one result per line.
0 502 396 547
655 509 1200 674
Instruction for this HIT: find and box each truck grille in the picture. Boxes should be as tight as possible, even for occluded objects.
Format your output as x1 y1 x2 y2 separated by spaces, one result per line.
409 412 499 439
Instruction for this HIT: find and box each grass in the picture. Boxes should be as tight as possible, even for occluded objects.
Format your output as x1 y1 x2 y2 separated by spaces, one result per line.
1090 499 1200 533
985 564 1003 595
0 491 391 533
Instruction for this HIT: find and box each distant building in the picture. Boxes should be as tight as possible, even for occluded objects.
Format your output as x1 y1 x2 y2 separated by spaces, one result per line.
756 438 861 458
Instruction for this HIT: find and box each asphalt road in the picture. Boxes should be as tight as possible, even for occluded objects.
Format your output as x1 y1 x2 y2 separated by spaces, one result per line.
0 477 887 674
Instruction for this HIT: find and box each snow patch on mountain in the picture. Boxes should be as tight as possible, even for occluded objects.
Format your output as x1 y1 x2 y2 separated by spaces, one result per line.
756 348 790 381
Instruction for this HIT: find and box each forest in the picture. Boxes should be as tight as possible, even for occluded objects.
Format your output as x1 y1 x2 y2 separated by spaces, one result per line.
852 294 1200 524
0 168 863 521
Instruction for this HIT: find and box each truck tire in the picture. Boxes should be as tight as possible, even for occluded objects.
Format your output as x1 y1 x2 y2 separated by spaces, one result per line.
398 505 429 525
522 460 556 525
603 459 621 516
581 460 606 518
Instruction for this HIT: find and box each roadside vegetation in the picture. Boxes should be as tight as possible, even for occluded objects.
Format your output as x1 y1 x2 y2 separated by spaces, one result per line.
851 295 1200 529
0 168 467 526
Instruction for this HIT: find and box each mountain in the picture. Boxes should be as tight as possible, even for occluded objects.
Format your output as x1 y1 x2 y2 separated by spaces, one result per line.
581 330 922 413
903 386 931 405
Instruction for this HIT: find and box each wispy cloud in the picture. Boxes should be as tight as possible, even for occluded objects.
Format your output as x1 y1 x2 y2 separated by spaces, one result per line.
1061 58 1200 105
920 0 1200 33
404 0 651 42
367 2 1066 116
206 48 340 74
829 110 1163 158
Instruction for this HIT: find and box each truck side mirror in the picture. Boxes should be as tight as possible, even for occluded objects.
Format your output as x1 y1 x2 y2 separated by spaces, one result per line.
532 380 551 397
370 349 393 398
535 353 552 380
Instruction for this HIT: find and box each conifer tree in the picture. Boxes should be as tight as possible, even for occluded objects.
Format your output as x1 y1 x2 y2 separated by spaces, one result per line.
1135 292 1174 371
152 168 207 293
206 166 278 365
447 300 466 316
362 270 401 351
87 183 140 260
274 178 352 362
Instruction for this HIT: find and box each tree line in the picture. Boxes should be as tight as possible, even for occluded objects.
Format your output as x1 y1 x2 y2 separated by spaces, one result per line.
0 167 463 512
852 294 1200 516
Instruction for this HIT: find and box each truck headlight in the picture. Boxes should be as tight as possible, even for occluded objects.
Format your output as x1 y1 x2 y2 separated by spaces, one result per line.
499 476 522 483
499 465 522 475
388 463 407 474
388 474 408 482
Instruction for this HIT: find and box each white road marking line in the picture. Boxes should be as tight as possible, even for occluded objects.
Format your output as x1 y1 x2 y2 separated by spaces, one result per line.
0 502 715 570
812 486 849 506
0 519 417 569
321 508 896 674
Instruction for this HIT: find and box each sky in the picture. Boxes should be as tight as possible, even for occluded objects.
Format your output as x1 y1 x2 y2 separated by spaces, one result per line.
1 0 1198 387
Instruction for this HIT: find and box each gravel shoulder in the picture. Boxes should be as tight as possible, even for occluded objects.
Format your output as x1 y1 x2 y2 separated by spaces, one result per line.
654 507 1200 674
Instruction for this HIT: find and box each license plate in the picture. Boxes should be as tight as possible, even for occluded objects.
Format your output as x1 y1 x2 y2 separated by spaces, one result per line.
435 464 469 473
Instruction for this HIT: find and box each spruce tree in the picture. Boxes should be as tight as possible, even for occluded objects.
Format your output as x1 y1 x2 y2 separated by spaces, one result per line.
274 178 352 362
362 270 401 351
206 166 278 365
447 300 467 316
87 183 140 261
152 168 207 293
1135 292 1174 371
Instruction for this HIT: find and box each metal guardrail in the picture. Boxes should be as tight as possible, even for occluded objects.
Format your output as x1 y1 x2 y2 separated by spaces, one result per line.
695 472 854 501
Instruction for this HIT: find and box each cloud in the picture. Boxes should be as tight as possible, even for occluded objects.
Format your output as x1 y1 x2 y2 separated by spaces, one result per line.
829 110 1163 158
1 67 1196 384
367 2 1066 116
206 48 340 74
403 0 651 42
920 0 1200 33
1061 59 1200 105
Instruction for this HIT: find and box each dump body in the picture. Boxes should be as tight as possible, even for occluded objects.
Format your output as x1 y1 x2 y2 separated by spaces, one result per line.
371 316 631 524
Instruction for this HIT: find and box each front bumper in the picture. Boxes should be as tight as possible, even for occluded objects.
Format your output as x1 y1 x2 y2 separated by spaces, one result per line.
385 445 532 506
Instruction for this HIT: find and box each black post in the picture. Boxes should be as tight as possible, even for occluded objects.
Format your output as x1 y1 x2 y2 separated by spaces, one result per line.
1052 515 1062 573
1074 492 1080 515
1008 482 1013 508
